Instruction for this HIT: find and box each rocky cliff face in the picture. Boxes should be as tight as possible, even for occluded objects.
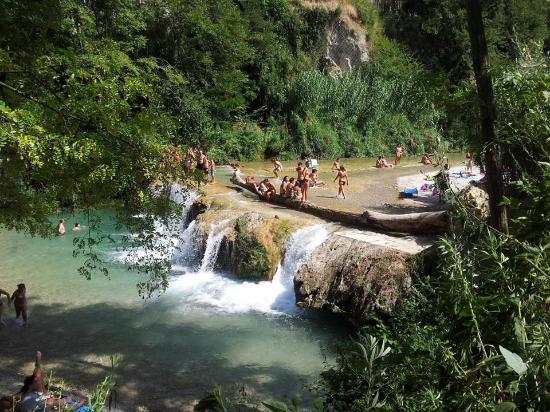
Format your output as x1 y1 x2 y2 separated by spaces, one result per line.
301 1 370 77
294 230 433 324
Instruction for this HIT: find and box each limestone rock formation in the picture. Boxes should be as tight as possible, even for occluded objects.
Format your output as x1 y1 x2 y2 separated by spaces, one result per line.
192 200 296 281
294 231 432 324
462 182 490 218
325 17 369 77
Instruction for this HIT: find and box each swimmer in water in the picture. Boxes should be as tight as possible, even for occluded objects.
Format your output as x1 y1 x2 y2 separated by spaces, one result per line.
72 223 82 232
57 219 65 236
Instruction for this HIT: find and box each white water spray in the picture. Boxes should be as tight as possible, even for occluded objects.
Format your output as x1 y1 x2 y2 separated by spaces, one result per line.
199 222 230 272
167 224 329 314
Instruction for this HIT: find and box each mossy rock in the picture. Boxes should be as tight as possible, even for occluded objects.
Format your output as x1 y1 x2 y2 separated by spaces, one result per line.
233 213 297 281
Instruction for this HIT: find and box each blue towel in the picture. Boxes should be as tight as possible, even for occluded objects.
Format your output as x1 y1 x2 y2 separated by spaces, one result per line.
403 187 418 194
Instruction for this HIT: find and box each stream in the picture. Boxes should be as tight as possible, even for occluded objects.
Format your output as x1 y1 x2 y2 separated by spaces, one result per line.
0 185 347 410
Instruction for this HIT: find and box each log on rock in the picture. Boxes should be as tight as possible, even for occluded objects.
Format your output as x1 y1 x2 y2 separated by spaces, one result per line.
230 175 448 235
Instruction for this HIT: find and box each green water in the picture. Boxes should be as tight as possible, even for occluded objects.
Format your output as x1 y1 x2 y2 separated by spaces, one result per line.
0 212 346 410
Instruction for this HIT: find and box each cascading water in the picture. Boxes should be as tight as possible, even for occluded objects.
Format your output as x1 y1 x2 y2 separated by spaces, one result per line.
113 183 200 264
167 224 329 314
198 222 229 272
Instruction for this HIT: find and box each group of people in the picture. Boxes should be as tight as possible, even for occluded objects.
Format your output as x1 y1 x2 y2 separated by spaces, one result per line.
0 283 28 327
245 159 349 201
163 146 217 183
0 352 88 412
56 219 82 236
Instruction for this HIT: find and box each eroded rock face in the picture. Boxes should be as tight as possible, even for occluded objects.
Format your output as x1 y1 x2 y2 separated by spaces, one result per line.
191 200 295 281
462 183 489 219
325 18 369 77
294 233 426 324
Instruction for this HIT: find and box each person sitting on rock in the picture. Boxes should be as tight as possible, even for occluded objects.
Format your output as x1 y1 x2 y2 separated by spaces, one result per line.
285 178 296 198
280 176 290 195
310 169 325 187
421 153 433 165
260 179 277 201
245 175 257 187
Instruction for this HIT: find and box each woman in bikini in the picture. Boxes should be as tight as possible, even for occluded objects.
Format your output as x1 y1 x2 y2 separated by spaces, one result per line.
333 165 348 199
395 144 403 166
280 176 289 195
301 171 310 202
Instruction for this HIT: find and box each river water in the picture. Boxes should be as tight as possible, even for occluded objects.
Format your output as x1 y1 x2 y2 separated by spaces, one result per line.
0 187 347 410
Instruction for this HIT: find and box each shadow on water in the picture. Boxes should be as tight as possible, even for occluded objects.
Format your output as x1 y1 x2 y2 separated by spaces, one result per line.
1 301 348 411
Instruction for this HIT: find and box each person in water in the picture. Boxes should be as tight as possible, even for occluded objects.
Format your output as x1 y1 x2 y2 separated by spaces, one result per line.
0 288 11 327
12 284 27 326
333 165 349 199
280 176 289 195
72 223 82 232
57 219 65 236
395 143 403 166
376 156 393 168
272 159 283 178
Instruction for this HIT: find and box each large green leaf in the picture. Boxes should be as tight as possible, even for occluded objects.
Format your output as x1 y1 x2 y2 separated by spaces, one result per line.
494 401 516 412
499 345 528 375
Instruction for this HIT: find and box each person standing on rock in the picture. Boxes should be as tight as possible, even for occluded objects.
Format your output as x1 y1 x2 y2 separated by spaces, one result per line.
334 165 348 199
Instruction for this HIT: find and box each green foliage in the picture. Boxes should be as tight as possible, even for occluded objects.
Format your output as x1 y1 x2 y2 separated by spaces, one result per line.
381 0 549 82
284 65 440 158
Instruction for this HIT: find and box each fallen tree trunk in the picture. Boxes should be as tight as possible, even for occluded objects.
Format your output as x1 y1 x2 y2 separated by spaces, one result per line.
230 175 449 235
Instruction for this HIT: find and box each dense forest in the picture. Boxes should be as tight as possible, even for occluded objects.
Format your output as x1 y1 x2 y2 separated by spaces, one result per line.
1 0 549 411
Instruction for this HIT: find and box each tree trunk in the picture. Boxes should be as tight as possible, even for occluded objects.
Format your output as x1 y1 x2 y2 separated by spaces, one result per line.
465 0 509 233
230 175 449 235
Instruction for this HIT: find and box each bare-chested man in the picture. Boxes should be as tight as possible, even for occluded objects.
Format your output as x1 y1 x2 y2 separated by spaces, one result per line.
301 171 310 202
333 165 349 199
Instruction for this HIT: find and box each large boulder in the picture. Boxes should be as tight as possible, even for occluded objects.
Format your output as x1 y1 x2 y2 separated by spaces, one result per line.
191 200 296 281
294 231 432 324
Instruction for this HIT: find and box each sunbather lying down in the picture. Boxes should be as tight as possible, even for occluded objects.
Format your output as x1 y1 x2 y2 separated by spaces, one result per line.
0 352 90 412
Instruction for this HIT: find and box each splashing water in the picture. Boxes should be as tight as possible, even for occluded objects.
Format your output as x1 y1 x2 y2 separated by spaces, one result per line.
199 221 230 272
167 224 329 314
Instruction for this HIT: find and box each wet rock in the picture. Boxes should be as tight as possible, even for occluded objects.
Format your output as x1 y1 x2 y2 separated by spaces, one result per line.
294 232 432 324
190 200 296 281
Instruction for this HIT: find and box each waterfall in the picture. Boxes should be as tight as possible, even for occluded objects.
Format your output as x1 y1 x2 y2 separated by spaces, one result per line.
198 222 229 272
167 224 329 314
113 184 200 264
